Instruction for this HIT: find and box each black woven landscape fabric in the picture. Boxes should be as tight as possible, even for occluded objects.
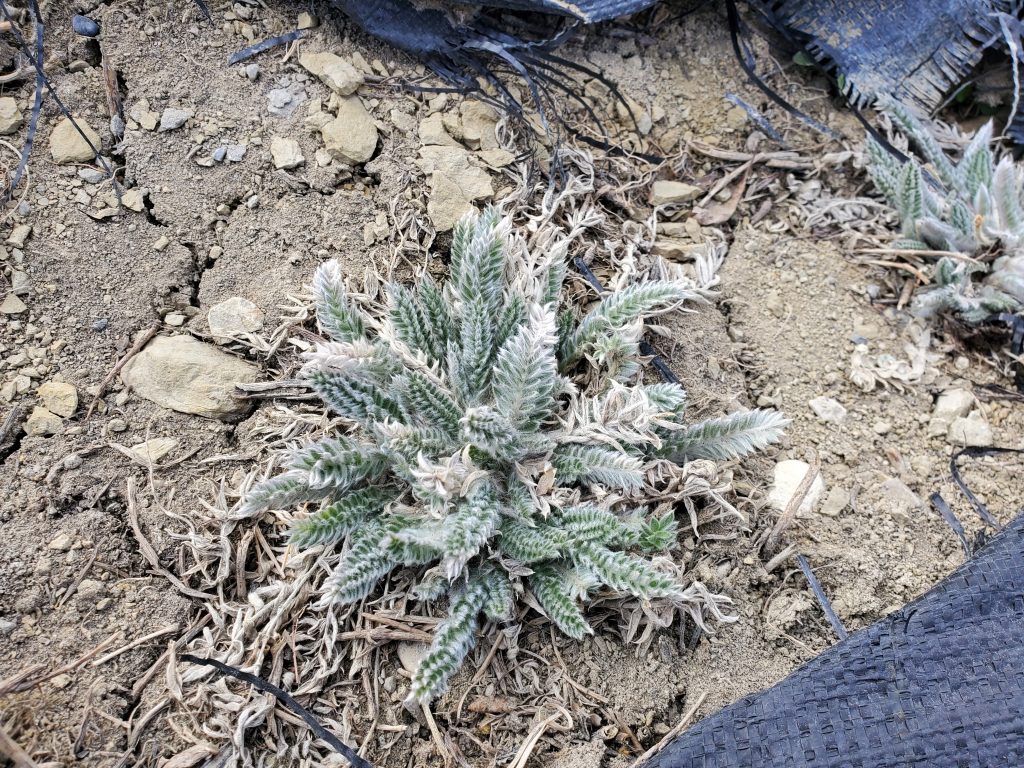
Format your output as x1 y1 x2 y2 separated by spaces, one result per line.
754 0 1009 110
647 513 1024 767
331 1 1019 138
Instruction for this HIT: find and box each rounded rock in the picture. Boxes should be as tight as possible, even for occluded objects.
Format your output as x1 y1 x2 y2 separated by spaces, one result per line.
208 297 264 340
72 14 100 37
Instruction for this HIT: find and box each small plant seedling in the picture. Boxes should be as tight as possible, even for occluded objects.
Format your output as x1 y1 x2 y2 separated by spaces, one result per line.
867 98 1024 322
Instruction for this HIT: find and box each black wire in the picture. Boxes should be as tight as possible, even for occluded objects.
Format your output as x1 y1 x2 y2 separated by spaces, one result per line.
723 0 840 141
0 0 119 197
228 30 305 65
929 492 973 556
797 554 848 641
950 447 1024 529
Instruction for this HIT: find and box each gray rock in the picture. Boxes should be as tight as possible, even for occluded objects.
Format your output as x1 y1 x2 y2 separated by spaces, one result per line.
415 146 493 231
7 223 32 248
37 381 78 417
418 112 459 147
270 136 304 170
809 396 847 424
877 477 924 512
1 293 27 314
244 63 260 81
11 270 29 296
159 108 193 132
76 578 106 602
460 101 500 150
0 618 16 635
208 297 264 340
49 117 101 164
26 405 62 436
78 167 105 183
212 146 227 162
768 459 825 515
320 96 378 164
48 533 73 551
820 486 850 517
0 97 23 135
397 642 429 675
120 335 258 420
226 144 247 163
928 387 974 437
267 85 306 118
299 52 364 96
650 180 701 205
947 412 993 447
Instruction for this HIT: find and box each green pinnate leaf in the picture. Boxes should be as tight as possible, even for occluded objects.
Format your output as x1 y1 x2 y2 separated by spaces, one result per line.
492 305 559 432
399 371 462 437
307 369 405 426
636 509 678 552
408 575 488 703
240 471 331 515
574 541 680 599
312 260 367 343
288 487 395 548
551 444 644 491
657 409 788 462
528 565 592 639
498 519 567 563
388 282 439 362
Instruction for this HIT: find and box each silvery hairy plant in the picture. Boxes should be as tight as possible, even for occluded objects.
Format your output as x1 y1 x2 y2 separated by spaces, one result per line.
241 208 786 704
866 98 1024 322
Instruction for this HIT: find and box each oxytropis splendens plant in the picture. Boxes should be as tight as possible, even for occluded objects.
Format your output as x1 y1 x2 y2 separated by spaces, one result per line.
241 209 786 704
866 98 1024 322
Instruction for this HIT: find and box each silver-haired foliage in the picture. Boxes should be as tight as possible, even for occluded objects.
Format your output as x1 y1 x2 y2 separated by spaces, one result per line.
867 98 1024 322
242 209 786 704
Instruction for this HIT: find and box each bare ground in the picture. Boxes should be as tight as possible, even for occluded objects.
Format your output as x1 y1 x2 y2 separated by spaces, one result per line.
2 2 1023 767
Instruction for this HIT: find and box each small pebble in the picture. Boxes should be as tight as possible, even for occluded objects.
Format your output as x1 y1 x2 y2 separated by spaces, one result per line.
51 674 72 690
78 167 105 184
108 418 128 433
48 533 73 551
226 144 247 162
212 146 227 162
244 63 260 81
91 318 108 332
159 108 192 132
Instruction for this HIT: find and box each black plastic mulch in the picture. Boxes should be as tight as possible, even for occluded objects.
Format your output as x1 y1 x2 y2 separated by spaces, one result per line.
644 508 1024 767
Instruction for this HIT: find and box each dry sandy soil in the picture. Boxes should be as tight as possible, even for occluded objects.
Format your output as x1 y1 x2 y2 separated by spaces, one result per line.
2 1 1023 767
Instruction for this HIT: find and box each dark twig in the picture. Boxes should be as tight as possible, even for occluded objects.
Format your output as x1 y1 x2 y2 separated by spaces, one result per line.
3 3 42 204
